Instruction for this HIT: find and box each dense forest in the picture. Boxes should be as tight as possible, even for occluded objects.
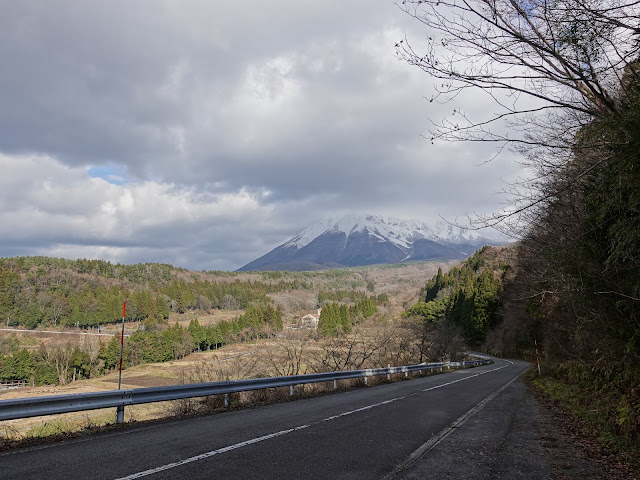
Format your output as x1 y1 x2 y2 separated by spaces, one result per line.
317 289 389 306
404 69 640 447
506 66 640 448
0 256 310 329
317 297 379 336
0 256 304 386
404 246 508 345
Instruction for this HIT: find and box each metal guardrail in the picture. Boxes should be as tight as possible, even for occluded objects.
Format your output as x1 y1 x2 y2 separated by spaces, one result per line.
0 359 489 423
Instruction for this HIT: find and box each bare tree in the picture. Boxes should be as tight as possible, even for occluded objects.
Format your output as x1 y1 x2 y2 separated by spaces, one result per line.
426 321 466 362
402 316 433 363
81 334 102 377
49 295 71 327
401 316 465 363
396 0 640 229
313 326 395 372
48 345 74 385
371 321 420 366
221 294 239 310
259 335 312 377
397 0 639 142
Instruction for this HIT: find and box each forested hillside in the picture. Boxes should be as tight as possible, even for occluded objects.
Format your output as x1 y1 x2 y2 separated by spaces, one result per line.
410 231 639 450
404 246 509 345
0 256 309 329
0 256 404 387
505 65 640 450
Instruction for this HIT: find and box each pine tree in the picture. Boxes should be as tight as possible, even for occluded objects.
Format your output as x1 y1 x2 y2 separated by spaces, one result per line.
188 318 205 351
339 304 351 333
318 303 339 337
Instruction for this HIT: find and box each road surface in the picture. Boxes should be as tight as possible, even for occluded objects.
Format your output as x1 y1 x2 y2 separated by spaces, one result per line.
1 358 551 479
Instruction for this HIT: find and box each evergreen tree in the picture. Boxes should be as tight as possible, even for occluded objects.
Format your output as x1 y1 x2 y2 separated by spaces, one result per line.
0 349 33 381
101 336 121 371
188 318 206 351
425 267 444 302
318 303 339 337
339 304 351 333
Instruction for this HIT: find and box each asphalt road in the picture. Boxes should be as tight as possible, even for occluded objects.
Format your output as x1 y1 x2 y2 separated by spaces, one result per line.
1 358 551 479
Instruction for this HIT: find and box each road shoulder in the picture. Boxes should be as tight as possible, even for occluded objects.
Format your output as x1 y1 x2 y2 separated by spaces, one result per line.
529 381 638 480
391 373 550 479
389 370 638 480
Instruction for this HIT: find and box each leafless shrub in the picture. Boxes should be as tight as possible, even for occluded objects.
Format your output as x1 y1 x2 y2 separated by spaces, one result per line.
0 423 22 446
244 387 292 406
81 334 103 378
258 335 313 377
426 321 465 363
312 326 392 372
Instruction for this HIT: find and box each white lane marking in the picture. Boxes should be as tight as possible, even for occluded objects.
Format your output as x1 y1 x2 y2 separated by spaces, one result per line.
114 425 310 480
113 396 407 479
322 396 405 422
114 360 514 479
382 374 521 480
421 364 509 392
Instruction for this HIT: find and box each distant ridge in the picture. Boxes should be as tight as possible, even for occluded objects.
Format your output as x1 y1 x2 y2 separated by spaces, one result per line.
238 214 501 271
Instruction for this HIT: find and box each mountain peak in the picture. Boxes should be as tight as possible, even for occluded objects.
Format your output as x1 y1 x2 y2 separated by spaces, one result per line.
283 214 483 249
239 214 499 272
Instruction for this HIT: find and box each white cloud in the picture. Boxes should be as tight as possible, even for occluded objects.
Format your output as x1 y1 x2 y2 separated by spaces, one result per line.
0 1 530 270
0 154 277 269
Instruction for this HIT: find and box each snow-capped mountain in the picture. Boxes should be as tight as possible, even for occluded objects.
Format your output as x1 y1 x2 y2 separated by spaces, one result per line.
238 214 500 272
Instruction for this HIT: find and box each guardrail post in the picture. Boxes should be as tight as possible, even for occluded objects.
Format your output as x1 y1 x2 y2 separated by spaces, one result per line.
224 393 229 407
289 385 294 396
116 405 125 424
387 364 391 381
364 376 368 385
333 379 338 390
404 370 408 378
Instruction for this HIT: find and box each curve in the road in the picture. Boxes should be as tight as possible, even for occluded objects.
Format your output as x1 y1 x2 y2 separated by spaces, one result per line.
116 360 516 479
1 357 541 480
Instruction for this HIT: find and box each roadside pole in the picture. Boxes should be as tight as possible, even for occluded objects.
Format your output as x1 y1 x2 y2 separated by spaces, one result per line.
534 336 541 375
116 301 126 423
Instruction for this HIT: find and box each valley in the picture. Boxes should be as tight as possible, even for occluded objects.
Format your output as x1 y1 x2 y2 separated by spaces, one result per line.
0 257 461 441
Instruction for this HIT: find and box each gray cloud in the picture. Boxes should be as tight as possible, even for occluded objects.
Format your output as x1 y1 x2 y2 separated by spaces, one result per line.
0 1 522 270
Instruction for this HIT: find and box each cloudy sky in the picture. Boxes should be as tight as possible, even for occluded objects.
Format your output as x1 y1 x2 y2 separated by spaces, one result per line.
0 1 523 271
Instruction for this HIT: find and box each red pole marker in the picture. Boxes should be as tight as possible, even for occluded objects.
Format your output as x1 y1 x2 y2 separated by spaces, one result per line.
118 301 126 390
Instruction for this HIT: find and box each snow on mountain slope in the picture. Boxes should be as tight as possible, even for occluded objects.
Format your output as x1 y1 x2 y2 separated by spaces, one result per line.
239 214 502 272
283 214 486 251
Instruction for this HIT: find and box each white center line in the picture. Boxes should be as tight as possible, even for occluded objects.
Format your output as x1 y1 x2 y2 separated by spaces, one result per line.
421 364 509 392
115 425 310 480
322 396 405 422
